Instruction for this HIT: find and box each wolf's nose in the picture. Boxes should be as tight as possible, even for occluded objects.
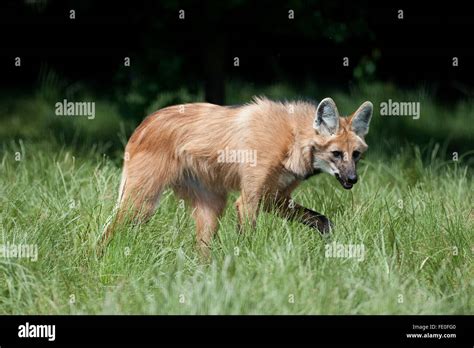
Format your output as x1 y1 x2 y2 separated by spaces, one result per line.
347 174 358 184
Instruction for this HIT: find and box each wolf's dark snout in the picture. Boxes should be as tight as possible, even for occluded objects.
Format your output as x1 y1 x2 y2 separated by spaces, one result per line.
347 173 358 184
335 172 355 189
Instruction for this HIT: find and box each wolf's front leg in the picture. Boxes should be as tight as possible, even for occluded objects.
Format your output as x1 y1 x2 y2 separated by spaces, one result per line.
235 169 269 233
235 193 261 233
270 196 333 234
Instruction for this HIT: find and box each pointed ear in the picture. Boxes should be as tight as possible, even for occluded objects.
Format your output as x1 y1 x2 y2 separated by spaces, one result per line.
351 101 373 137
313 97 340 135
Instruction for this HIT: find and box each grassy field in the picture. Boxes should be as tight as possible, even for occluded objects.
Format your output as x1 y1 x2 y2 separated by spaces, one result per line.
0 82 473 314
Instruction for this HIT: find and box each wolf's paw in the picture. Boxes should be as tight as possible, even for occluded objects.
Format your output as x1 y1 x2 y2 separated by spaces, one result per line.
317 216 334 235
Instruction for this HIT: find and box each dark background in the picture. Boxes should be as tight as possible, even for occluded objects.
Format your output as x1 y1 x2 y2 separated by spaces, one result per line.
0 0 472 161
1 0 472 107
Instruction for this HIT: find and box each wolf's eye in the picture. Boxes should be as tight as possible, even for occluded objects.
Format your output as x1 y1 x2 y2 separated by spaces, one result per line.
332 151 343 158
353 151 361 160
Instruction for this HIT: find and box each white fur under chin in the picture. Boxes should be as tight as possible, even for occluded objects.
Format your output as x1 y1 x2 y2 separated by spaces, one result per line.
312 157 339 176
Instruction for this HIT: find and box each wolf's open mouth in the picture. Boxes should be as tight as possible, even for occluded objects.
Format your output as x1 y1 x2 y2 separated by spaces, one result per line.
335 174 353 190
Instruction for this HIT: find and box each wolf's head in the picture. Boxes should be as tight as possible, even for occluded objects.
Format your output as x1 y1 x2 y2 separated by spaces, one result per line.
312 98 373 190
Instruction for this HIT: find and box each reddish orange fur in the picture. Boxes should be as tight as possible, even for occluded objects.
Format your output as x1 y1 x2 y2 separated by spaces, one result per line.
99 97 371 257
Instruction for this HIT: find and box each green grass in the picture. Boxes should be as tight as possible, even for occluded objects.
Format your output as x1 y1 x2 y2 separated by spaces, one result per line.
0 141 472 314
0 81 472 314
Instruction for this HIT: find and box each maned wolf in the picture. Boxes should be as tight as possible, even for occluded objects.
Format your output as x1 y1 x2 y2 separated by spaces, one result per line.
99 97 373 257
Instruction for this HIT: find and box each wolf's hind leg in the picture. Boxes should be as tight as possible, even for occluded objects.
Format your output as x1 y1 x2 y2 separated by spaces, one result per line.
97 154 176 255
